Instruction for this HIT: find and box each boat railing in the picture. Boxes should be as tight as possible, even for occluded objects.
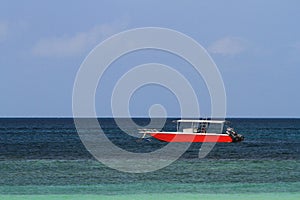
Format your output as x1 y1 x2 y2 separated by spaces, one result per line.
138 128 158 133
137 128 159 141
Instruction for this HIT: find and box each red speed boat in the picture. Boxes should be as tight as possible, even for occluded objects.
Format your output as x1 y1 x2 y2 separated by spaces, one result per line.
141 119 244 143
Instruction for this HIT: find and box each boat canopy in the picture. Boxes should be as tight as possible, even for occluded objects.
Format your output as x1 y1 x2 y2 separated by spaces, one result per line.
177 119 225 124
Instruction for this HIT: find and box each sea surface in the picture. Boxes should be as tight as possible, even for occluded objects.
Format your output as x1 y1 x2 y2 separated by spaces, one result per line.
0 118 299 199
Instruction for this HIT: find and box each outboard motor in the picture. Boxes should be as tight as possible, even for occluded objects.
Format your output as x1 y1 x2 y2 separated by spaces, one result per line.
226 127 244 142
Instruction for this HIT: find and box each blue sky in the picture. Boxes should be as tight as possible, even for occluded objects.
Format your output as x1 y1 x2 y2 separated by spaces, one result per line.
1 0 300 117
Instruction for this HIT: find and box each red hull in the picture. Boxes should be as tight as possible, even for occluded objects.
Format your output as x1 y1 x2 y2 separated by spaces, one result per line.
150 132 233 143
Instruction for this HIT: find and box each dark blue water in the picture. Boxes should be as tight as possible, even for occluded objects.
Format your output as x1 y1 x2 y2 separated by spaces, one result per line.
0 118 299 194
1 118 299 160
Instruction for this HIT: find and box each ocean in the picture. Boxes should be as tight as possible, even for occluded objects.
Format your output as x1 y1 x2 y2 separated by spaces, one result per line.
0 118 299 199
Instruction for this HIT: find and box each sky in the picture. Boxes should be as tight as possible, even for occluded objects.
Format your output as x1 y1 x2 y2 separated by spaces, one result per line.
0 0 300 118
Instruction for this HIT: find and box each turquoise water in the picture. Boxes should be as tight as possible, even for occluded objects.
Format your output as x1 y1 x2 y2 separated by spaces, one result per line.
0 118 299 198
1 159 299 194
1 193 300 200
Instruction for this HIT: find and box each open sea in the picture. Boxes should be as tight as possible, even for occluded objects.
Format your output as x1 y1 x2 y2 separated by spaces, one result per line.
0 118 299 199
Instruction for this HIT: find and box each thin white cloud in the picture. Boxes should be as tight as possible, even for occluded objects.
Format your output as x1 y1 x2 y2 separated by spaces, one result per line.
290 41 300 51
0 21 8 42
32 20 128 57
208 37 247 56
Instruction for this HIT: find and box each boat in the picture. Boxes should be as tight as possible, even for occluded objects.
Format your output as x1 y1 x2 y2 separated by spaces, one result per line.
140 119 244 143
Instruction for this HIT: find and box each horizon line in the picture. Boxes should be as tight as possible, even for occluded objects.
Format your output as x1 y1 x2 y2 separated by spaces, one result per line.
0 116 300 119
